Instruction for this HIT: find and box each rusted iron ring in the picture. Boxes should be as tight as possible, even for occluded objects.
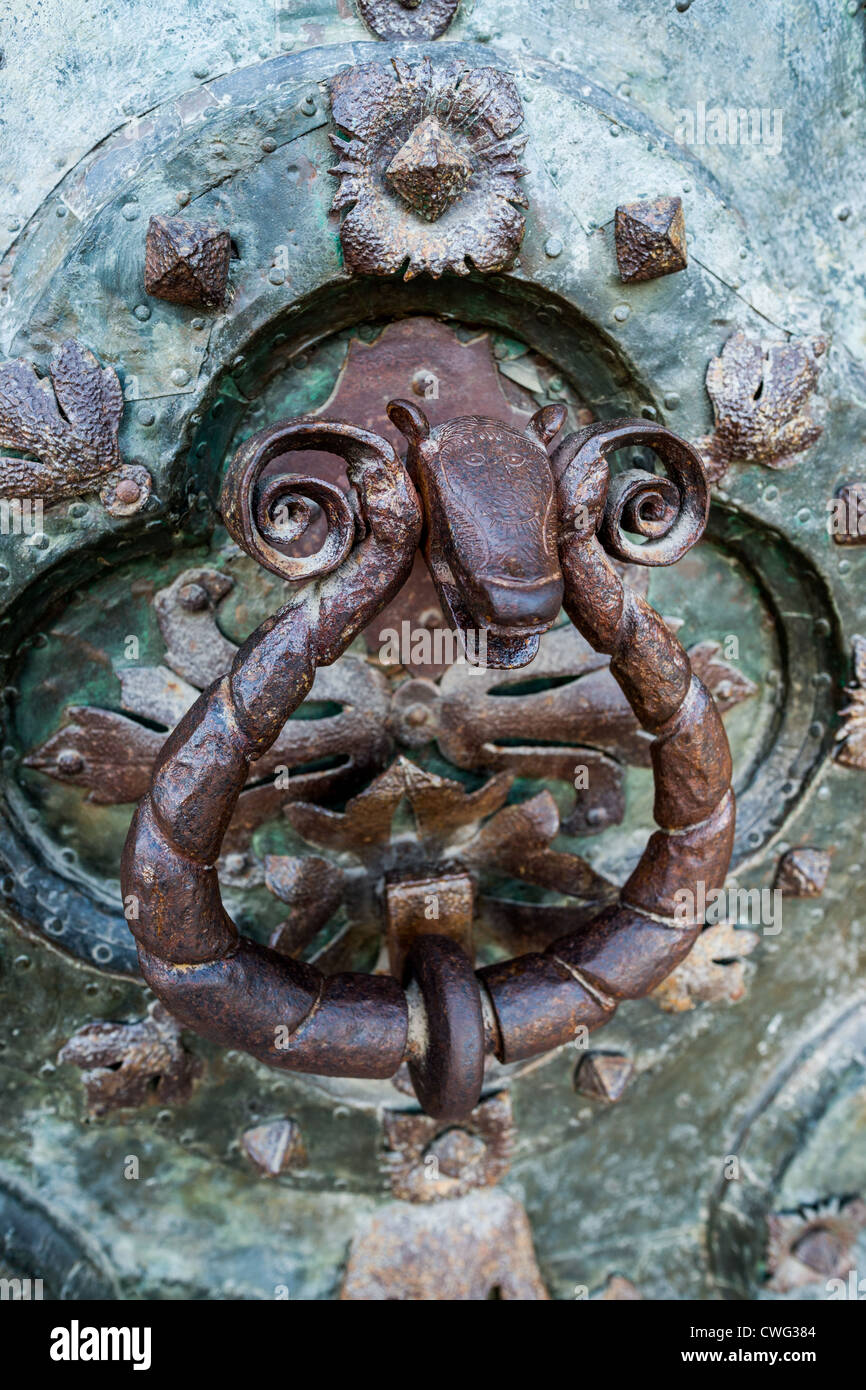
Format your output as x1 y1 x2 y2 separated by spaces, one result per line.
405 934 486 1120
122 412 734 1119
219 419 386 581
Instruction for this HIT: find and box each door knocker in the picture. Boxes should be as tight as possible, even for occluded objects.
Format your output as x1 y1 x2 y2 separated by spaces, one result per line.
121 405 732 1120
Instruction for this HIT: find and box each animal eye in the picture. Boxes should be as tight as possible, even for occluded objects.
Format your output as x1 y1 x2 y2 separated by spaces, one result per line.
463 450 487 467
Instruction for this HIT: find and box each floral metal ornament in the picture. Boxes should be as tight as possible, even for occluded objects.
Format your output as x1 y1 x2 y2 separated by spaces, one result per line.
694 330 826 485
0 339 151 516
328 58 528 280
356 0 459 42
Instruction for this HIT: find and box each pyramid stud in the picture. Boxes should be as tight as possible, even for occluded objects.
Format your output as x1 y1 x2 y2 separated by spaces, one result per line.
385 116 473 222
614 195 687 283
575 1051 634 1102
144 215 231 308
241 1118 307 1177
774 846 831 897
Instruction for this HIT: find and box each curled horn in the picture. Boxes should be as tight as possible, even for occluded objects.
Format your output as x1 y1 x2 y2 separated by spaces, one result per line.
555 418 709 566
220 420 366 582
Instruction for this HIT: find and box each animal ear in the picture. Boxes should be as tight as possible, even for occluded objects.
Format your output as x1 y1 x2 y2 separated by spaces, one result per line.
527 403 567 448
387 398 431 446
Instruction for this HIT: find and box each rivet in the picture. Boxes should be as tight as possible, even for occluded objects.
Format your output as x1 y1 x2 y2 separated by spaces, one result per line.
122 202 140 221
115 478 141 505
613 304 630 322
663 392 680 409
57 748 84 775
268 267 285 285
544 236 563 258
138 406 156 426
133 304 151 321
261 136 278 153
170 367 191 387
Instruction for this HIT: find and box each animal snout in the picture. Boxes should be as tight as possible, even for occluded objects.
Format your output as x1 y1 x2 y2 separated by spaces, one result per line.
475 570 564 631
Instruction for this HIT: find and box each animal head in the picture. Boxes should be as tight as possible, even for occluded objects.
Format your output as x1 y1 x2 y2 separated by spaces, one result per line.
388 399 567 668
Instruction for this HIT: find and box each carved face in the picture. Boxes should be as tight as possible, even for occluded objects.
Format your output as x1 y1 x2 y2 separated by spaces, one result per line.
388 401 567 665
434 418 562 626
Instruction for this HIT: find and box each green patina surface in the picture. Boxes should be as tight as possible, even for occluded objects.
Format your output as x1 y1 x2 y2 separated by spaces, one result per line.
0 0 864 1301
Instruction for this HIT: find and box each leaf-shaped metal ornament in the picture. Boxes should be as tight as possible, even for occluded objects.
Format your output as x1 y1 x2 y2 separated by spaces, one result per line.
0 339 148 513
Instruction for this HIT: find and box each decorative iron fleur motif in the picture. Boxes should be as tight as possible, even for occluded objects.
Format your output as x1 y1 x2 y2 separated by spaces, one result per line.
694 330 826 485
650 920 758 1012
0 339 151 515
23 559 754 874
58 1001 201 1115
328 58 528 279
270 754 616 973
23 566 392 854
835 634 866 770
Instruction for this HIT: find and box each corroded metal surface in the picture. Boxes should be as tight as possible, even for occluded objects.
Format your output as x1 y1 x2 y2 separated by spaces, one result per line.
574 1051 634 1103
24 564 393 840
329 58 527 278
650 920 758 1013
774 847 832 898
241 1118 307 1177
389 399 566 668
1 6 864 1302
835 635 866 770
356 0 459 42
695 330 826 483
144 215 231 309
766 1199 866 1294
302 316 583 675
58 1002 201 1116
0 339 143 508
121 410 734 1116
340 1188 548 1300
385 872 474 980
614 196 687 283
382 1091 513 1202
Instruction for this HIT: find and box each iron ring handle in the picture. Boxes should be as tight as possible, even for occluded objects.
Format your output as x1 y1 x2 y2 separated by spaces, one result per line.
122 415 732 1119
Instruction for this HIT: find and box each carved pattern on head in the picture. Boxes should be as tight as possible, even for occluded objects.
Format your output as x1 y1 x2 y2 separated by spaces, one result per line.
388 399 567 666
